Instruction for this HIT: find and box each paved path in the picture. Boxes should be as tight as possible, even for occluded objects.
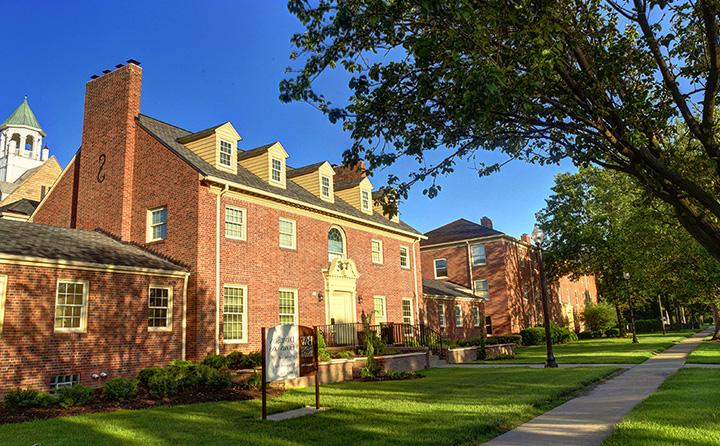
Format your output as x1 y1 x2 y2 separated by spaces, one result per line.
482 329 712 446
438 363 636 369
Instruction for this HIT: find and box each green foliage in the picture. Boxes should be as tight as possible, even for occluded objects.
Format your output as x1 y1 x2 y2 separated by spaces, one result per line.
202 354 229 370
147 370 178 399
582 302 617 333
317 332 332 362
634 319 663 333
578 331 596 340
520 327 546 346
605 328 621 338
550 324 578 344
521 325 576 346
56 384 93 408
103 378 138 401
246 373 262 390
137 367 163 387
3 389 56 409
485 335 523 346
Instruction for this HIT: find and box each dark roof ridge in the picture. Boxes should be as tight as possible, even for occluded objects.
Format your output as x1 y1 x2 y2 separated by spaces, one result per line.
137 113 192 134
93 228 188 270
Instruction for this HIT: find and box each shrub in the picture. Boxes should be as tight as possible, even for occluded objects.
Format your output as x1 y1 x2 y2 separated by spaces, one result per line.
605 327 621 338
486 335 522 345
578 331 594 340
634 319 662 333
103 378 137 401
551 324 578 344
520 327 546 345
148 370 178 399
206 368 232 389
244 352 262 368
56 384 94 408
202 354 229 370
317 333 332 362
226 351 261 369
137 367 163 387
247 373 262 390
334 350 354 359
582 302 617 333
3 388 56 409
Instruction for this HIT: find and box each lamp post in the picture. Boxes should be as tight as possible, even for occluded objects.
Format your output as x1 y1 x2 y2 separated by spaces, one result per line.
623 272 639 343
531 225 558 368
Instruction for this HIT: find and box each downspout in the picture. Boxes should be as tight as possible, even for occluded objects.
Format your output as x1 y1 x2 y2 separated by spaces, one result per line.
465 241 475 293
412 239 420 323
181 272 189 360
215 184 229 355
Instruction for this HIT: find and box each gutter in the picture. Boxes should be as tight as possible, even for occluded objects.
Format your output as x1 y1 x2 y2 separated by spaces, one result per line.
215 184 229 354
412 238 420 323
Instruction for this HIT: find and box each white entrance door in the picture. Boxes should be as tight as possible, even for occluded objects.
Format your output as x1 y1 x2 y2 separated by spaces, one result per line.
327 291 356 345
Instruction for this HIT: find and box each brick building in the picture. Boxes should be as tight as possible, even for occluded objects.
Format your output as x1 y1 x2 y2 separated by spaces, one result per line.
420 218 596 338
0 219 188 393
31 61 424 368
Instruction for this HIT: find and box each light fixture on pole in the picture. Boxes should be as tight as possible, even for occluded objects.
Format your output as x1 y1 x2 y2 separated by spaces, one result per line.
623 272 639 343
531 224 558 368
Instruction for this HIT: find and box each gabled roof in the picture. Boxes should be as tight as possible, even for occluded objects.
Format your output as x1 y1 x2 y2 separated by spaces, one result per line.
236 142 280 161
175 123 226 144
2 96 45 135
0 181 18 196
0 198 39 217
287 161 327 178
12 165 41 185
422 218 504 246
422 278 477 299
0 219 186 272
334 177 365 192
136 114 422 237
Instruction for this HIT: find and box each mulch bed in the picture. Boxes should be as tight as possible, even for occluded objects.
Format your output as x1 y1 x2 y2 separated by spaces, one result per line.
356 373 424 382
0 385 281 425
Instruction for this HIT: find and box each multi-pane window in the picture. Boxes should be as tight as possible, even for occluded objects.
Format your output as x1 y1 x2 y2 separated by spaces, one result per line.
223 285 247 342
371 240 383 264
54 280 87 332
473 306 481 327
148 207 167 242
321 175 331 198
50 374 80 392
373 296 386 324
474 279 490 300
328 227 345 261
454 304 463 327
485 316 493 335
471 244 486 266
434 259 448 278
225 206 246 240
399 246 410 269
279 289 297 325
361 190 371 212
219 140 233 167
271 158 283 183
148 286 172 330
279 218 296 249
439 304 446 328
402 299 413 325
0 274 6 334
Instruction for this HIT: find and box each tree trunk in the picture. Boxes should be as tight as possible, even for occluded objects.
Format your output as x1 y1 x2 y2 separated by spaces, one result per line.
712 304 720 340
615 303 626 337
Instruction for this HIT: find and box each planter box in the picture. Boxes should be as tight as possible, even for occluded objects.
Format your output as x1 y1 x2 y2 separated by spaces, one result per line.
447 343 517 363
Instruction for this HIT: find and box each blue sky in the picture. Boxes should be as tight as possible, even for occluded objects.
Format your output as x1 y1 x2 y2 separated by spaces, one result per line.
2 1 575 237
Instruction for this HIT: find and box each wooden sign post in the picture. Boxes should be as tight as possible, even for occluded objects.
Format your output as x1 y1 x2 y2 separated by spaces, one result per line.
261 324 319 420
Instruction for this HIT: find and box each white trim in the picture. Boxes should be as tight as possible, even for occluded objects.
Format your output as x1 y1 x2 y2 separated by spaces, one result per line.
438 302 446 328
372 295 387 324
181 274 188 359
0 274 7 334
222 283 248 344
218 139 233 168
371 239 383 264
279 287 299 325
269 157 285 187
402 298 414 325
279 217 297 250
473 305 481 328
327 225 347 262
53 279 89 333
360 188 372 214
146 206 167 243
454 303 463 327
470 243 487 266
147 284 173 332
224 205 247 241
320 174 333 202
0 254 187 278
434 258 448 279
399 245 410 269
215 184 229 354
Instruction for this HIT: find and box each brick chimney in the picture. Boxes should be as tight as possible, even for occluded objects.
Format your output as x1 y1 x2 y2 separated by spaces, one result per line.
480 216 493 229
333 160 367 183
73 61 142 240
520 233 531 244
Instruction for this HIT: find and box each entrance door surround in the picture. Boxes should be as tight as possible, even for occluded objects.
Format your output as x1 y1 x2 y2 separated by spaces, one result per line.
322 258 360 325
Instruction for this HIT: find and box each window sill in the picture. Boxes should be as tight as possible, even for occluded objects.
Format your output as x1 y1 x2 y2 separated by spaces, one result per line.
400 266 411 270
279 246 297 252
54 328 86 334
223 339 248 344
148 327 173 333
146 239 166 246
226 236 247 242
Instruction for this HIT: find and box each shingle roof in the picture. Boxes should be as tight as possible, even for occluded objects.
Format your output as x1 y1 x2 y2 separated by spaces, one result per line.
422 218 504 246
2 96 45 135
0 219 186 272
236 142 278 161
287 161 326 178
0 181 18 196
422 278 477 299
0 198 39 216
12 165 41 185
136 114 422 236
334 177 364 191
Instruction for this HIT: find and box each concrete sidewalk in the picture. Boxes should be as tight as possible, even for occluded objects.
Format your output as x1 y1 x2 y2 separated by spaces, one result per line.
483 329 711 446
438 363 636 369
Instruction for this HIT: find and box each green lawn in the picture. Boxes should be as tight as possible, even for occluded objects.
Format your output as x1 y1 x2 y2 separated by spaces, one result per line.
686 339 720 363
602 369 720 446
0 367 616 446
477 331 696 364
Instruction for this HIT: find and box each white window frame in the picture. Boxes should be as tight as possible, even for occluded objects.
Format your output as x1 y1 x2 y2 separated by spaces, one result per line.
223 284 248 344
320 175 332 200
270 157 283 184
0 274 7 334
360 189 371 213
471 244 486 266
371 239 383 264
373 296 387 324
399 246 410 269
473 305 481 327
328 226 347 261
438 303 446 328
219 140 233 167
225 205 247 241
54 279 89 333
402 298 414 325
454 304 463 327
148 285 173 332
434 258 448 279
279 218 297 250
474 279 490 300
50 374 80 392
146 207 167 242
279 288 298 325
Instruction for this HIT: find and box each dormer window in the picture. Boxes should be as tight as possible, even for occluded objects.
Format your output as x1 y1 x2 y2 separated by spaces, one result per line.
361 190 371 213
219 140 232 167
321 175 331 199
271 158 283 184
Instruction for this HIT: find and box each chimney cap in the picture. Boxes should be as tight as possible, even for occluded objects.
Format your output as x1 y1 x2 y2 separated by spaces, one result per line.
102 70 111 74
115 64 124 68
480 216 493 229
90 74 99 79
126 58 141 66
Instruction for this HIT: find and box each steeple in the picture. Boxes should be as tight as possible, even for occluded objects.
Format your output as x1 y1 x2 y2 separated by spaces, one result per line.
1 96 45 136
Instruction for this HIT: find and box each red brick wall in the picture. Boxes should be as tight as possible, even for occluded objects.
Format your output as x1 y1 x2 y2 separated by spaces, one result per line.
422 298 484 340
32 158 75 227
0 263 185 393
555 275 598 331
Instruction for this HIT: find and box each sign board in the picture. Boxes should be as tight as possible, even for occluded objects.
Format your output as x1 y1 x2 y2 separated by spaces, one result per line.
299 325 317 377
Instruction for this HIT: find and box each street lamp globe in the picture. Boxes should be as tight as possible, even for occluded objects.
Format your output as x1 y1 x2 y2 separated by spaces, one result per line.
623 272 630 280
531 224 545 246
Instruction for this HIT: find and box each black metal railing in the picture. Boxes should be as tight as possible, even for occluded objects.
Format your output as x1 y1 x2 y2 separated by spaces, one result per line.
315 322 446 358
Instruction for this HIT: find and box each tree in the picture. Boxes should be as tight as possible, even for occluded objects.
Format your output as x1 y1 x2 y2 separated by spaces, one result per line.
282 0 720 262
582 302 618 333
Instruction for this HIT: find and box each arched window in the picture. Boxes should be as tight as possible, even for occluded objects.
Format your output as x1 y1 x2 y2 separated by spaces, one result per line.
10 134 21 154
24 135 34 156
328 227 346 261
